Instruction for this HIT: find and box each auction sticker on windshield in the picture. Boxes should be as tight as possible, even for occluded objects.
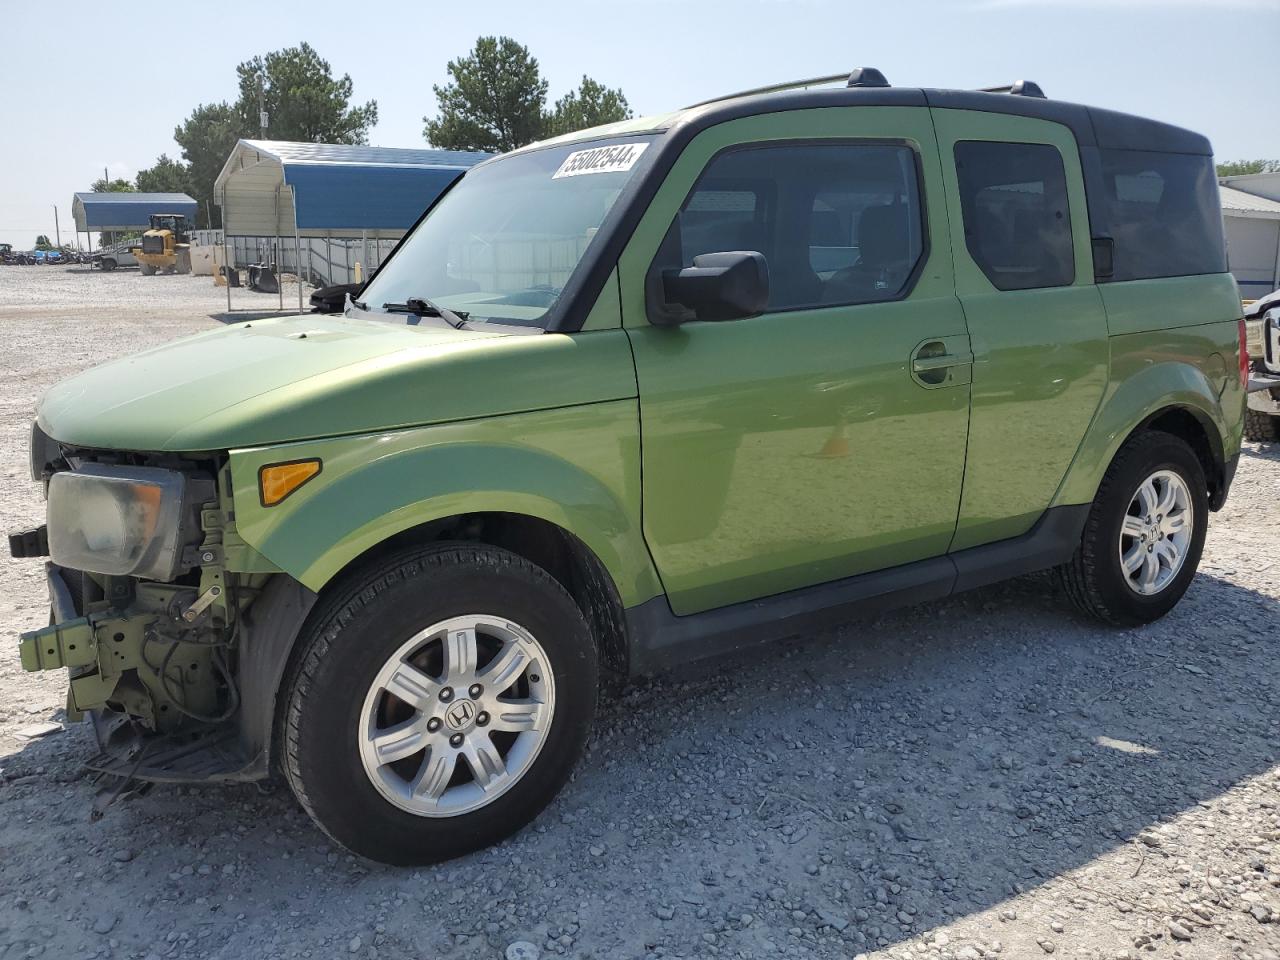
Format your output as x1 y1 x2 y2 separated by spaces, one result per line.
552 142 650 179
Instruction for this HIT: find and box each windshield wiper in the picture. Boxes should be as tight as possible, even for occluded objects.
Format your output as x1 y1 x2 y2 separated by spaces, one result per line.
382 297 470 330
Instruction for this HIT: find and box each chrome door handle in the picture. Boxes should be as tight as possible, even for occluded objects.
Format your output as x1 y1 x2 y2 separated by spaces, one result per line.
911 352 973 373
910 339 974 388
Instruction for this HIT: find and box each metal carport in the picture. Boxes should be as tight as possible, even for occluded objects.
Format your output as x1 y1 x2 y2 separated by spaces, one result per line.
1219 183 1280 298
72 192 198 231
213 139 489 311
215 139 489 239
71 192 198 254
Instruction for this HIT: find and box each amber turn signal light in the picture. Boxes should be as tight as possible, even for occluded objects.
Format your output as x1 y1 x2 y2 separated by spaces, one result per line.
259 459 322 506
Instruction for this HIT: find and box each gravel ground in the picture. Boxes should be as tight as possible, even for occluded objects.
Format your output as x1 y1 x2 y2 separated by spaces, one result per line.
1 265 1278 960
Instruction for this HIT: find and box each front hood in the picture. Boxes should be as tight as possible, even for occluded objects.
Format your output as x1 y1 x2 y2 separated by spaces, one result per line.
37 313 634 452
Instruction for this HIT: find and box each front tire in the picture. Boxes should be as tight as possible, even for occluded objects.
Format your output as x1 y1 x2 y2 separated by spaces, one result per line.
282 544 598 865
1057 432 1208 627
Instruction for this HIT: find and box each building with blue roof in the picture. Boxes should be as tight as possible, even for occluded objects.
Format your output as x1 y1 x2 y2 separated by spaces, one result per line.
72 192 198 233
214 139 490 240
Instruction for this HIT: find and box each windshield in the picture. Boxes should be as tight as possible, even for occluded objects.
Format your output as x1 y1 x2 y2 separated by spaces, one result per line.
357 136 657 328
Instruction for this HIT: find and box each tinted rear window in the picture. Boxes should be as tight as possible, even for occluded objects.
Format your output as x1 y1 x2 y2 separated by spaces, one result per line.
1098 149 1226 282
954 141 1075 291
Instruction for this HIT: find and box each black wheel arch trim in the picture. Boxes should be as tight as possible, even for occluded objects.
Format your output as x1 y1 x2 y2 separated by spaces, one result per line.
1137 404 1234 511
238 573 317 778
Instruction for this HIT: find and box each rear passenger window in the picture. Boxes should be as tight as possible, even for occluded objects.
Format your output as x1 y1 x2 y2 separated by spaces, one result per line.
1098 149 1227 281
954 141 1075 291
663 142 925 312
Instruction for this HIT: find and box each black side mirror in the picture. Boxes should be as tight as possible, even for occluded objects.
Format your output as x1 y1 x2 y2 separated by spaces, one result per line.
653 251 770 324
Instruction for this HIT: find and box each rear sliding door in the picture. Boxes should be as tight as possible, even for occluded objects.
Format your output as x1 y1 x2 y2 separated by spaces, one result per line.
931 110 1110 550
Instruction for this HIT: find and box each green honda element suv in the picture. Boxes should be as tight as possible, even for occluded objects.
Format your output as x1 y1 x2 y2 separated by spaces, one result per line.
11 69 1246 865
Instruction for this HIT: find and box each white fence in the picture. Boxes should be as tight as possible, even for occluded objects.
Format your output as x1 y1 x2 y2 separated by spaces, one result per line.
213 234 399 287
214 233 589 290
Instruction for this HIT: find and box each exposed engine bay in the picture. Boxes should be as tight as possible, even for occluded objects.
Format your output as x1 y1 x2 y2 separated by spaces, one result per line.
12 428 295 784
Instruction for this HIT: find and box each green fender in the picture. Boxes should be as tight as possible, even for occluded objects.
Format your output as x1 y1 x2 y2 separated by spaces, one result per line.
227 400 663 608
1054 342 1241 509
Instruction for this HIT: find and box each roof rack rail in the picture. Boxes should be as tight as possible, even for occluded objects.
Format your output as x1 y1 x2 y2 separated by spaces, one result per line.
978 80 1046 99
685 67 890 109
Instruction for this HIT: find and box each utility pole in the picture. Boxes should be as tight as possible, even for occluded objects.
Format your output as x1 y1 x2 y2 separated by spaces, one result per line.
258 72 268 137
52 205 61 249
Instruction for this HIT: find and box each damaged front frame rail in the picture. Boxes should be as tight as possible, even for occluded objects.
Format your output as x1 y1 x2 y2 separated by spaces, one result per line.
20 566 230 724
14 472 314 785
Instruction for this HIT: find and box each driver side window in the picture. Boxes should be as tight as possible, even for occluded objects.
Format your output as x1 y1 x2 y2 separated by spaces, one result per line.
659 141 926 312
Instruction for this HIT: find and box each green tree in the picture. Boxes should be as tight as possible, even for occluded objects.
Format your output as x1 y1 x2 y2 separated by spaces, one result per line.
173 102 242 229
34 235 53 250
90 177 135 193
135 154 192 195
141 44 376 230
1217 159 1280 177
235 42 378 143
543 76 632 139
423 36 549 152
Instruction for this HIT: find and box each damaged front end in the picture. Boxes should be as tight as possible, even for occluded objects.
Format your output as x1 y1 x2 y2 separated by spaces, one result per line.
11 429 310 784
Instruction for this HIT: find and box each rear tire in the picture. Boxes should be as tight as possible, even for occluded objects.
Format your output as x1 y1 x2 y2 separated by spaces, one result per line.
1244 407 1279 442
99 258 117 272
282 543 598 865
139 263 156 276
1056 431 1208 627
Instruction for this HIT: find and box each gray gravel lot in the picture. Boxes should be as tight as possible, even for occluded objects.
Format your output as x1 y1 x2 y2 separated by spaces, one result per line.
1 265 1278 960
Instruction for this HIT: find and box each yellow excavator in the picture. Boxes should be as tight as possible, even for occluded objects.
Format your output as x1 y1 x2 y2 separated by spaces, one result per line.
130 213 192 275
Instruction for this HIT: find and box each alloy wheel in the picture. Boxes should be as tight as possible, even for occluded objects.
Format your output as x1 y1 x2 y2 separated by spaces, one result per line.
358 614 555 818
1117 469 1194 596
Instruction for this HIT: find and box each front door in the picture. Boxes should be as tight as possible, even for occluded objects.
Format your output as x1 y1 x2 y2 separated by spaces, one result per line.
620 108 973 615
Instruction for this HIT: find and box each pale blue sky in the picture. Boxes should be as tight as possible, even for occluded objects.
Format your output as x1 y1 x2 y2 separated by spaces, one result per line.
1 0 1276 249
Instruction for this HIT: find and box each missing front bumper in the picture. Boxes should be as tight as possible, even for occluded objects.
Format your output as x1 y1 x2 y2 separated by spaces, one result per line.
18 563 94 678
86 710 255 784
18 616 97 672
18 565 265 785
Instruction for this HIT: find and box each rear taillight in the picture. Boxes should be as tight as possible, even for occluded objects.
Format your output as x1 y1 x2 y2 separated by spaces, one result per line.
1238 318 1249 388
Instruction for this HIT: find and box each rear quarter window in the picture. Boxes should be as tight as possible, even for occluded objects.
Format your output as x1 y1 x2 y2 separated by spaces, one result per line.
1098 149 1227 282
954 141 1075 292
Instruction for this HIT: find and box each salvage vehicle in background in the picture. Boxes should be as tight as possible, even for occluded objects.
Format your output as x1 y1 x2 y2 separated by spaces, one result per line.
1244 290 1280 441
94 244 138 272
1 246 41 265
10 69 1246 865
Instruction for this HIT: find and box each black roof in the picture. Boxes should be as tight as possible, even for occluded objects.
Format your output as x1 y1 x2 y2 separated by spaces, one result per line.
676 86 1212 156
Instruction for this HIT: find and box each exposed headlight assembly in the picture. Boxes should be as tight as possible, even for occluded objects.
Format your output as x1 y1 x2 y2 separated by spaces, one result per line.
47 464 197 581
